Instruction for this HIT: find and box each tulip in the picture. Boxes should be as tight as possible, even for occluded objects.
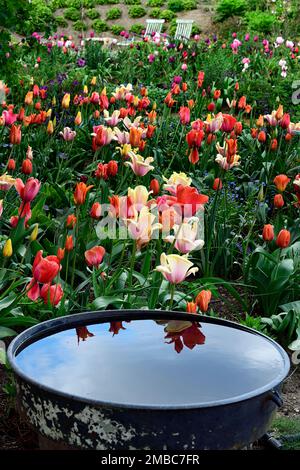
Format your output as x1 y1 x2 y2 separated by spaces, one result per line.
215 154 240 171
103 110 121 127
47 120 54 134
3 109 18 126
175 185 209 216
221 114 236 133
271 138 278 151
85 246 106 268
109 322 126 336
26 279 40 301
129 126 143 147
21 159 32 175
62 93 70 109
207 102 215 112
95 163 108 180
15 177 41 202
262 224 274 241
128 186 151 211
125 151 154 177
274 194 284 208
3 239 13 257
24 91 33 105
274 174 290 192
212 178 222 190
0 173 16 191
150 178 160 196
60 127 76 141
155 253 198 284
7 158 16 171
163 172 192 195
107 160 118 177
66 214 77 228
40 283 63 306
165 218 204 254
280 113 290 129
65 235 74 251
57 247 65 262
30 224 39 241
276 229 291 248
9 124 21 144
73 182 94 205
90 202 101 219
0 200 3 218
125 206 161 249
195 290 212 312
186 302 197 313
179 106 190 125
33 251 60 283
258 131 266 143
74 111 82 126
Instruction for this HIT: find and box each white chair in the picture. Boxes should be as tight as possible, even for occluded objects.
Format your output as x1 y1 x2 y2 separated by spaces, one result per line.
144 19 165 38
174 19 194 42
117 19 165 46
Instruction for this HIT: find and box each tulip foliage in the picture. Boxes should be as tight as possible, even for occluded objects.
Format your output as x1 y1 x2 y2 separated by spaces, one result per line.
0 32 300 350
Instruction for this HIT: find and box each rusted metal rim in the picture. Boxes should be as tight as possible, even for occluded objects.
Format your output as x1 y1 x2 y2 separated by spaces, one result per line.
7 309 290 410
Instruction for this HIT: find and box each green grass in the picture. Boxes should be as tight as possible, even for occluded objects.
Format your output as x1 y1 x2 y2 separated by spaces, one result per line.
271 416 300 450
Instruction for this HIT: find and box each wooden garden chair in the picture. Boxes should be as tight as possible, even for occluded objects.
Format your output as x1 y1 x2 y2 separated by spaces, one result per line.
174 19 194 42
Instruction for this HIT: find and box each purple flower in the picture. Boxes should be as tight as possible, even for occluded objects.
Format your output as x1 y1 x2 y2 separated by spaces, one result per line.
173 75 182 84
77 57 86 67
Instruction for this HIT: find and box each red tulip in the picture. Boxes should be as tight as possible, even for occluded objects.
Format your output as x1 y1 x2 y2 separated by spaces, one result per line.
57 248 65 261
150 178 160 196
109 321 125 336
212 178 222 190
85 246 105 268
262 224 274 241
7 158 16 171
271 138 278 151
33 251 60 284
258 131 266 142
76 326 94 343
74 182 93 205
40 283 63 306
280 113 290 129
66 214 77 228
221 114 236 133
207 102 215 112
90 202 101 219
175 185 209 216
274 194 284 208
107 160 118 177
179 106 190 125
276 229 291 248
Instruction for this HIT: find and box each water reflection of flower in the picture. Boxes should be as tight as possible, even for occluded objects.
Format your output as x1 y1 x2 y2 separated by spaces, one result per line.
109 321 126 336
164 321 205 354
76 326 94 344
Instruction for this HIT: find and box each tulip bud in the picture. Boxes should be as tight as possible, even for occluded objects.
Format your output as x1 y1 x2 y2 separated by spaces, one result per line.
28 224 38 241
66 214 77 229
107 160 118 177
65 235 74 251
274 194 284 208
47 120 54 134
21 159 33 175
62 93 70 109
262 224 274 241
271 138 278 151
57 247 65 261
195 290 212 312
7 158 16 171
276 229 290 248
74 111 82 126
90 202 101 219
207 102 215 112
280 113 290 129
3 239 13 257
150 178 160 196
258 131 266 143
186 301 197 313
90 76 97 86
212 178 222 191
285 133 292 141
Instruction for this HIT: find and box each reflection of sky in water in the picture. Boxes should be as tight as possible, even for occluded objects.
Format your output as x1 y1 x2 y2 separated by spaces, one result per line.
16 320 285 406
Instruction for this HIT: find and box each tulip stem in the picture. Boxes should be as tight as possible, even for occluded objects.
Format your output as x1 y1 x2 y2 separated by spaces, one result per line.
169 283 175 311
127 241 137 302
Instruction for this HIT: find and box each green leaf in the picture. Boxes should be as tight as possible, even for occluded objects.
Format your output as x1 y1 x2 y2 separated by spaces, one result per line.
0 294 16 311
0 326 17 339
280 301 300 314
92 296 124 310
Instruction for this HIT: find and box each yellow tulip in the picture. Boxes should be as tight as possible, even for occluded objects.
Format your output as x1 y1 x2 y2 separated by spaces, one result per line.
74 111 82 126
62 93 70 109
30 224 39 241
3 239 13 257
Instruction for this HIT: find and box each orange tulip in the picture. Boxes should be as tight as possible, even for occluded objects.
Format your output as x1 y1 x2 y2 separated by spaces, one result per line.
62 93 70 109
73 182 93 205
262 224 274 241
195 290 212 312
212 178 222 190
274 194 284 208
65 235 74 251
84 246 106 268
150 178 160 196
57 247 65 261
90 202 101 219
276 229 290 248
186 301 197 313
129 127 143 147
66 214 77 228
9 124 22 145
273 174 290 192
24 91 33 106
21 159 32 175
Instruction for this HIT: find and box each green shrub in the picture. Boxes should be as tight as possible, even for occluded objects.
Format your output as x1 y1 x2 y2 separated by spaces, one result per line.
167 0 184 12
106 0 120 3
86 8 100 19
147 0 164 6
106 7 122 19
130 23 144 34
50 0 69 10
150 7 161 17
21 1 54 34
110 24 125 35
66 0 82 8
216 0 247 21
192 23 201 34
82 0 97 6
124 0 141 4
160 9 176 21
182 0 197 9
246 11 278 33
56 15 68 27
64 7 81 21
92 19 109 32
73 20 88 31
128 6 147 17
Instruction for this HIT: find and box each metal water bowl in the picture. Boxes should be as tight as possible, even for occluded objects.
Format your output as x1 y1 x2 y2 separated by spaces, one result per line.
8 310 290 450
